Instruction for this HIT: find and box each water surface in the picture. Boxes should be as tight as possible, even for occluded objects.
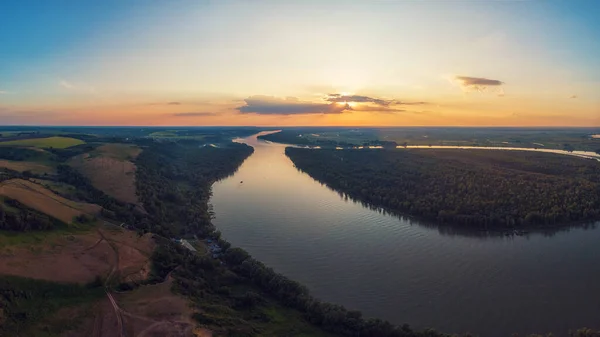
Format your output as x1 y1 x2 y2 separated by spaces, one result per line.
211 132 600 336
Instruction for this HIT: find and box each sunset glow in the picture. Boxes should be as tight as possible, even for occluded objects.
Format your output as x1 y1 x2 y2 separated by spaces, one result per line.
1 0 599 126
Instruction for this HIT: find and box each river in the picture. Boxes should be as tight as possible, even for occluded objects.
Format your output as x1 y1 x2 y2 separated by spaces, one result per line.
210 132 600 337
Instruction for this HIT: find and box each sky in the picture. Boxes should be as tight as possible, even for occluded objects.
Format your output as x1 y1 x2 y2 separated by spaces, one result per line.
1 0 599 126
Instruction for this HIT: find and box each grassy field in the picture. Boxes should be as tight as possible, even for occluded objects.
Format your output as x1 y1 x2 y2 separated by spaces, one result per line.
0 179 101 223
0 224 88 248
30 179 78 198
0 136 85 149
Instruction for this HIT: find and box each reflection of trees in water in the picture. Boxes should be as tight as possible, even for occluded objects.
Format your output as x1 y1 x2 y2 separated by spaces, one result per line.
300 168 599 240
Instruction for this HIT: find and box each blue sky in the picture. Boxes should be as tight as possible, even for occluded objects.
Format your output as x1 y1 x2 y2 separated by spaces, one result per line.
0 0 598 126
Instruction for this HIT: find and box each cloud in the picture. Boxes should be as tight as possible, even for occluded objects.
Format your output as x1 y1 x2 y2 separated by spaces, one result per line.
392 101 428 105
326 94 427 106
452 75 505 94
0 90 9 95
172 112 217 117
455 76 503 86
237 96 350 115
569 95 578 99
167 102 181 105
326 94 391 106
59 79 96 94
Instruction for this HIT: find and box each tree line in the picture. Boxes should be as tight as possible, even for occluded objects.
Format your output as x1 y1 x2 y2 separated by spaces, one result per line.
285 148 600 229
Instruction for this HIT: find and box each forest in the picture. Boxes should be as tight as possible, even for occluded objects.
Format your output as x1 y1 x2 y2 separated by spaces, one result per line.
135 140 254 238
286 148 600 229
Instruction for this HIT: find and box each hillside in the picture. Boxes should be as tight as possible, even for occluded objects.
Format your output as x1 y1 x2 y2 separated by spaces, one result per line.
0 179 101 223
69 144 142 205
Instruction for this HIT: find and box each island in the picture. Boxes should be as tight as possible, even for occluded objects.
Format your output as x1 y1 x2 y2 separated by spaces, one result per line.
286 147 600 229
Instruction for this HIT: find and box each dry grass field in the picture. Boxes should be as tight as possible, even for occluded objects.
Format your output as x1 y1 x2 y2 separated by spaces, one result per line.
0 179 101 223
64 277 197 337
69 144 142 205
0 226 155 284
0 159 54 174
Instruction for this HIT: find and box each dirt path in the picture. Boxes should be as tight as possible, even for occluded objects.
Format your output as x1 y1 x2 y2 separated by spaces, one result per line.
106 291 125 337
97 227 126 337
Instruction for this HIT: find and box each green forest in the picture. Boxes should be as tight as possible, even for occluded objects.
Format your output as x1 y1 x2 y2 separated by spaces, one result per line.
286 148 600 229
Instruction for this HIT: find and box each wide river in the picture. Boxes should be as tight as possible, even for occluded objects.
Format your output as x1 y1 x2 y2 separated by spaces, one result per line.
211 132 600 337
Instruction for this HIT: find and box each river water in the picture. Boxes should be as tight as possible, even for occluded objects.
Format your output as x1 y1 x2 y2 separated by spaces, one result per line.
210 132 600 337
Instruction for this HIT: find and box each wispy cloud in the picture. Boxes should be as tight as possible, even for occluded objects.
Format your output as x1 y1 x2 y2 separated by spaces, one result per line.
569 95 578 99
0 90 9 95
167 102 181 105
172 112 217 117
237 96 350 115
59 79 97 94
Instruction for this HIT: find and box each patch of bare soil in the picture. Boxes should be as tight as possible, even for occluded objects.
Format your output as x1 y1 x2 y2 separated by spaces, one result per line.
63 298 122 337
116 277 197 337
0 227 154 284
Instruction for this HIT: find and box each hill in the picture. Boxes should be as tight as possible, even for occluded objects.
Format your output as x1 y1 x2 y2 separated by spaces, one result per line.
0 179 101 223
69 144 142 205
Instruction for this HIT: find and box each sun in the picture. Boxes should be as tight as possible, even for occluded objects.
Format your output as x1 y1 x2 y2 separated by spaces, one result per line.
337 101 356 108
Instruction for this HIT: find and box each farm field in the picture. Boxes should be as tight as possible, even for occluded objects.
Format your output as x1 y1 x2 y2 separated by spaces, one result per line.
0 159 53 174
69 144 142 204
0 179 101 223
94 143 142 160
0 225 155 284
0 224 159 337
0 136 85 149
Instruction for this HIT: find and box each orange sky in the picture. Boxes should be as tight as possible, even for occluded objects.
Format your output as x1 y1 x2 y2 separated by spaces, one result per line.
1 1 599 126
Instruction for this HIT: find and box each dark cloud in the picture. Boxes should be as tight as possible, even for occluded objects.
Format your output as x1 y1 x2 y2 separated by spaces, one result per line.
453 76 505 95
237 96 350 115
172 112 217 117
455 76 504 86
